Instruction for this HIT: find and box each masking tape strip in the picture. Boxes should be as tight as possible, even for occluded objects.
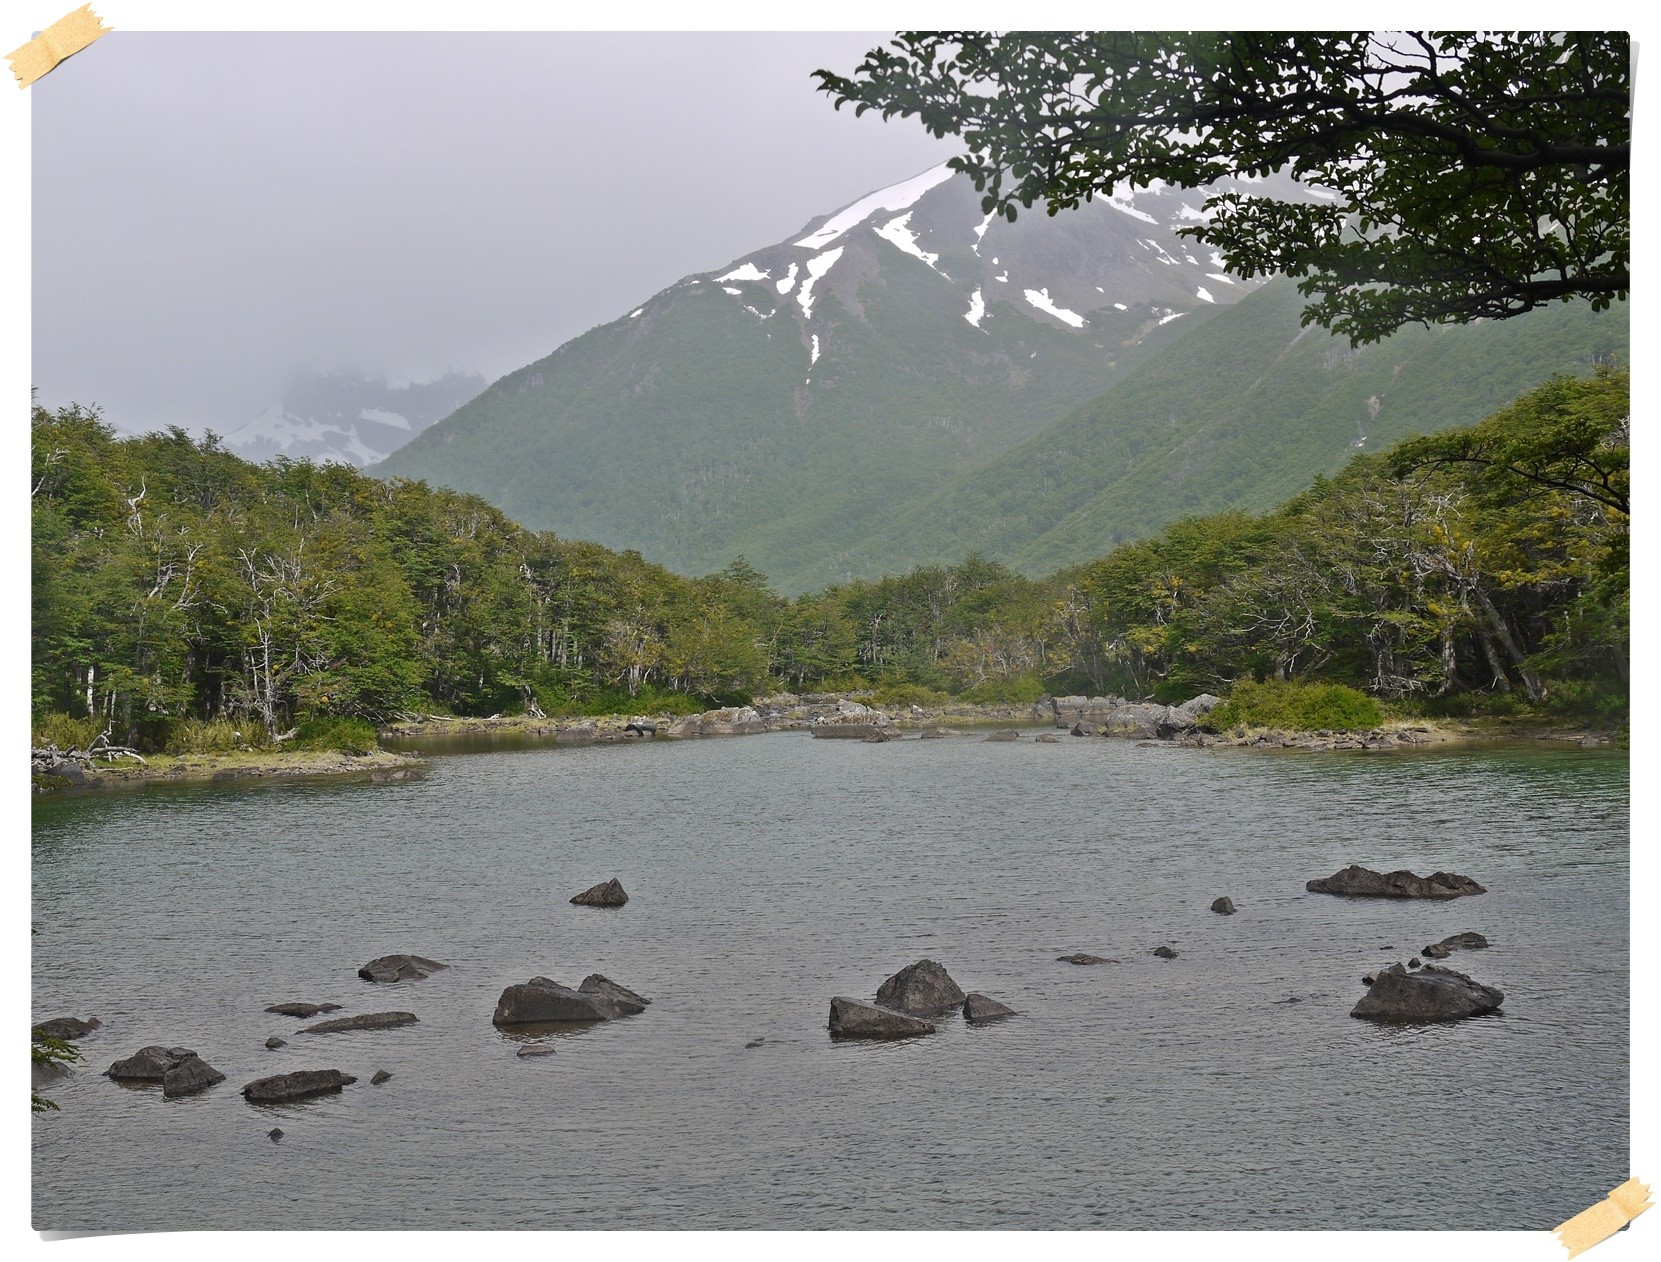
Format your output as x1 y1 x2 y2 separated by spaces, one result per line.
7 5 109 89
1554 1178 1652 1257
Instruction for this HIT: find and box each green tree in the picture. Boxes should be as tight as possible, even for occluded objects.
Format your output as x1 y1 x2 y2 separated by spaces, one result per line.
817 32 1629 344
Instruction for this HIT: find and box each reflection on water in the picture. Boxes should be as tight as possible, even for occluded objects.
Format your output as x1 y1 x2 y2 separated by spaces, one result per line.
32 734 1627 1230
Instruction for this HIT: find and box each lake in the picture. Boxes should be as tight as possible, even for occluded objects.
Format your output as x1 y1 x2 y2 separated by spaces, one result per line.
31 732 1628 1231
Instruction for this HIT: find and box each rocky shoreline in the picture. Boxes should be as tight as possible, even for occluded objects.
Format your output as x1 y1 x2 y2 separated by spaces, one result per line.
383 691 1620 753
31 748 425 796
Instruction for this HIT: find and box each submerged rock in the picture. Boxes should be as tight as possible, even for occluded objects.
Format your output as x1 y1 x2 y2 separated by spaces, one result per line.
242 1069 357 1102
298 1011 417 1034
570 878 629 908
265 1002 342 1018
1306 865 1485 899
357 955 448 983
1210 897 1236 915
268 1128 284 1141
1034 734 1061 743
162 1054 226 1098
493 977 618 1024
963 993 1016 1024
875 960 966 1018
1057 953 1115 965
578 974 650 1015
1350 964 1504 1022
828 997 935 1040
371 1070 392 1085
983 729 1020 742
516 1044 557 1058
32 1016 101 1041
265 1036 286 1050
1152 946 1179 959
1426 931 1491 954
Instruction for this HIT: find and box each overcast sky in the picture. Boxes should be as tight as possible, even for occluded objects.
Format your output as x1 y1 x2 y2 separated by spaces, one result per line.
31 31 954 433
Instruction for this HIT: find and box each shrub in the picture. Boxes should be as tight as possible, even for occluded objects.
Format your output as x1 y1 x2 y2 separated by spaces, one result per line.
291 716 380 754
1207 678 1382 731
873 681 949 708
30 713 106 751
164 718 273 755
957 673 1049 705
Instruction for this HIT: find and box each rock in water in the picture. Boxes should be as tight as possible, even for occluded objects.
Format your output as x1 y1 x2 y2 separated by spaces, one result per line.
265 1036 286 1050
570 879 629 908
874 960 966 1018
516 1044 557 1057
32 1016 101 1041
828 997 936 1040
1057 953 1115 965
493 977 618 1025
358 955 448 983
1152 946 1179 959
162 1054 226 1098
1426 931 1491 954
268 1128 283 1141
298 1011 418 1034
578 974 650 1015
1305 865 1485 899
242 1069 358 1102
106 1045 199 1082
371 1070 392 1085
963 993 1016 1024
1034 734 1061 743
265 1002 342 1017
983 729 1020 742
1351 964 1504 1022
1422 943 1452 959
1210 897 1236 915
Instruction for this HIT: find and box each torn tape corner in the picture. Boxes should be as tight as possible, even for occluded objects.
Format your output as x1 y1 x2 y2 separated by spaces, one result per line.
7 4 110 90
1554 1178 1652 1258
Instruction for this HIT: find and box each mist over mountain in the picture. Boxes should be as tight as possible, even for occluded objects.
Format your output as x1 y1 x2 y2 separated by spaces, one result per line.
222 369 485 468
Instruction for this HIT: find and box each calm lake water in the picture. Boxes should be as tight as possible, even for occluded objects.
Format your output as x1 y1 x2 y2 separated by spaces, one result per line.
32 732 1628 1231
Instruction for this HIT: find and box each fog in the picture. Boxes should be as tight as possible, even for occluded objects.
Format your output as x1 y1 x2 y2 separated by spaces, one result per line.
31 31 953 432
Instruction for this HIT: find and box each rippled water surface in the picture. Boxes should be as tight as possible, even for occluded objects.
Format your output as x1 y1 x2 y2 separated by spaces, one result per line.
32 734 1628 1230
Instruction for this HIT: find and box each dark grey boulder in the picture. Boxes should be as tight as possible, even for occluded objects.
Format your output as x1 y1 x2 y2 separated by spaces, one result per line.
1152 945 1178 959
963 993 1016 1024
1423 943 1452 959
162 1054 226 1098
106 1045 198 1082
570 878 629 908
1210 897 1236 915
493 977 616 1025
828 997 935 1039
265 1036 286 1050
516 1044 557 1057
875 959 966 1018
1409 958 1423 969
370 1070 392 1085
1426 931 1490 954
242 1069 357 1102
32 1016 101 1041
1306 865 1485 899
268 1128 283 1141
983 729 1020 742
265 1002 341 1018
578 974 650 1015
1057 953 1116 965
299 1011 417 1034
1350 964 1504 1022
358 954 448 983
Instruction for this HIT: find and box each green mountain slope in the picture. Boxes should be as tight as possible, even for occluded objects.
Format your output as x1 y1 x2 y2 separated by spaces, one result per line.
817 281 1628 585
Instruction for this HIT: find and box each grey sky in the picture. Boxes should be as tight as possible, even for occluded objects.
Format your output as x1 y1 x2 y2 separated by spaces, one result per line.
31 31 954 433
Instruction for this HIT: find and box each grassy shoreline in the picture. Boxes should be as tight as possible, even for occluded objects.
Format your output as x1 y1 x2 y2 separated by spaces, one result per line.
32 747 424 795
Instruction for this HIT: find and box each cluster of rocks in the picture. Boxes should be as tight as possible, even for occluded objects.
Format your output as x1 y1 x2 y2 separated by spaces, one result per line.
1177 726 1443 751
828 959 1015 1040
1049 694 1222 739
1306 865 1485 900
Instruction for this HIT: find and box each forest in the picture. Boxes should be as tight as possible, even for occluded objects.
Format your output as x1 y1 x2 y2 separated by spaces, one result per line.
30 367 1628 751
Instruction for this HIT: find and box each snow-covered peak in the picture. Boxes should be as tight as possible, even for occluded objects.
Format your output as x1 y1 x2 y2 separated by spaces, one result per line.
794 162 956 250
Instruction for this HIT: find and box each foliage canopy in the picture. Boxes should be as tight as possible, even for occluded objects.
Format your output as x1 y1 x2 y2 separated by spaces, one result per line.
817 32 1630 344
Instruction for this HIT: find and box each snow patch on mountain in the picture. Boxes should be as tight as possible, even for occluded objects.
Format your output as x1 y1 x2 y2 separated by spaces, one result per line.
797 247 844 320
964 288 987 328
1196 286 1215 303
972 210 995 254
776 263 799 294
1106 183 1159 225
873 211 947 275
1023 288 1087 328
810 334 821 366
718 262 771 282
794 162 956 250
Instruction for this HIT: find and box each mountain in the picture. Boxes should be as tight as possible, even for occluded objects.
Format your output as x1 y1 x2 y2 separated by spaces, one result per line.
223 369 485 468
814 280 1629 583
374 165 1315 585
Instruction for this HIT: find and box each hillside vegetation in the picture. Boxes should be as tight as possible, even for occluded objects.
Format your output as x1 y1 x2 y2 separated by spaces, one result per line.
32 368 1627 748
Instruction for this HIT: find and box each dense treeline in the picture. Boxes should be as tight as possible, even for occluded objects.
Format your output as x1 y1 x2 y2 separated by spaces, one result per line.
30 369 1627 749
